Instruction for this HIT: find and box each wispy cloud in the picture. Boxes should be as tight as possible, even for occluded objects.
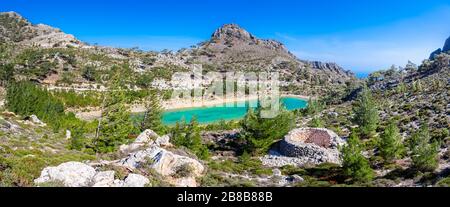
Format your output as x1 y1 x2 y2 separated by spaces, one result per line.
276 6 450 73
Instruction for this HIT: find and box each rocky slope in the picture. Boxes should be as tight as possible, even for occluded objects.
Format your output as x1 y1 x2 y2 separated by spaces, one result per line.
429 36 450 59
0 12 82 48
0 13 356 97
191 24 355 86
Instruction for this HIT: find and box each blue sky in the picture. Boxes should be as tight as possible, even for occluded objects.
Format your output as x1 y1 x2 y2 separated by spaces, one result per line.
1 0 450 75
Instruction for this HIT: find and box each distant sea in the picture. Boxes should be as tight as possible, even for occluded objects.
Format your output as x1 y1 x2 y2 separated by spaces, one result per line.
355 72 370 79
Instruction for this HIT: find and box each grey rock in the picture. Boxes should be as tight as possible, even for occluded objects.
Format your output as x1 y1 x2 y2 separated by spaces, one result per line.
430 48 442 60
92 171 115 187
155 135 171 147
118 145 204 187
122 174 150 187
119 129 158 153
290 175 304 183
272 169 282 177
34 162 96 187
30 115 46 126
443 36 450 53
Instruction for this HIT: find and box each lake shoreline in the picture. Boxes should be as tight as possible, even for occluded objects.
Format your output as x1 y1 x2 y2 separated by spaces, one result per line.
74 94 310 121
159 94 310 111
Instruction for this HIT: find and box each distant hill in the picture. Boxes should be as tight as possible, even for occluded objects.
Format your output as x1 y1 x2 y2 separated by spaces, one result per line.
0 12 357 97
0 12 82 48
429 36 450 59
191 24 355 85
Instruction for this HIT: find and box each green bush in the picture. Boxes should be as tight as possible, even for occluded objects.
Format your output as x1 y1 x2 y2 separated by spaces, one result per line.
0 63 14 86
340 131 374 183
378 121 404 164
352 86 379 138
6 81 65 128
410 125 439 172
240 107 294 155
52 90 102 108
170 117 210 160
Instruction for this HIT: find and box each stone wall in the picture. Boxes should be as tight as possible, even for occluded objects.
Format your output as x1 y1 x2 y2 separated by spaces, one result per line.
279 128 344 164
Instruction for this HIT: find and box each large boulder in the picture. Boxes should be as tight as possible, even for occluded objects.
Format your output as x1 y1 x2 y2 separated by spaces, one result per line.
34 162 96 187
34 162 150 187
118 145 204 187
26 115 46 126
429 36 450 59
443 36 450 53
122 174 150 187
92 171 115 187
119 129 158 153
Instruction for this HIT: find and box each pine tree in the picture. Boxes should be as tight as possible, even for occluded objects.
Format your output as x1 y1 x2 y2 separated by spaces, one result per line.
95 68 134 153
140 90 165 134
341 131 374 183
170 117 210 160
0 63 13 86
240 106 295 154
410 125 439 172
352 86 379 138
185 117 210 160
306 98 322 115
379 121 404 164
309 116 324 128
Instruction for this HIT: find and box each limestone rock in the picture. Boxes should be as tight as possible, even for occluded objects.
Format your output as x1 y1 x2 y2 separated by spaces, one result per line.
119 129 158 153
155 135 171 147
122 174 150 187
118 145 204 187
65 130 71 140
92 171 115 187
29 115 46 126
429 36 450 59
34 162 96 187
443 36 450 53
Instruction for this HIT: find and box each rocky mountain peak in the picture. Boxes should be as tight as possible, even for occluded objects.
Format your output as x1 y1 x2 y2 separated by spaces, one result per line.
211 23 256 43
443 36 450 52
429 35 450 59
0 11 82 48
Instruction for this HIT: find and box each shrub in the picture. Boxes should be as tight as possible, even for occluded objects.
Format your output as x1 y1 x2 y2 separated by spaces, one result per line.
171 117 210 160
352 86 379 138
0 63 14 86
95 67 136 153
340 131 374 183
410 125 439 172
240 107 295 155
81 65 99 82
140 90 165 134
378 121 404 164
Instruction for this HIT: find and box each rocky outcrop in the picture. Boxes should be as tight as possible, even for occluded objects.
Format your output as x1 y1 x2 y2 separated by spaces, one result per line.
26 115 46 126
34 129 204 187
261 128 345 167
443 36 450 53
119 129 159 153
430 48 442 60
118 145 204 187
34 162 150 187
192 23 356 93
0 11 82 48
429 36 450 59
34 162 96 187
117 130 204 187
307 61 354 76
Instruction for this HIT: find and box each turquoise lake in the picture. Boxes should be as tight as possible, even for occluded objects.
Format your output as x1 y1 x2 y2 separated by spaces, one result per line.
161 97 307 125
